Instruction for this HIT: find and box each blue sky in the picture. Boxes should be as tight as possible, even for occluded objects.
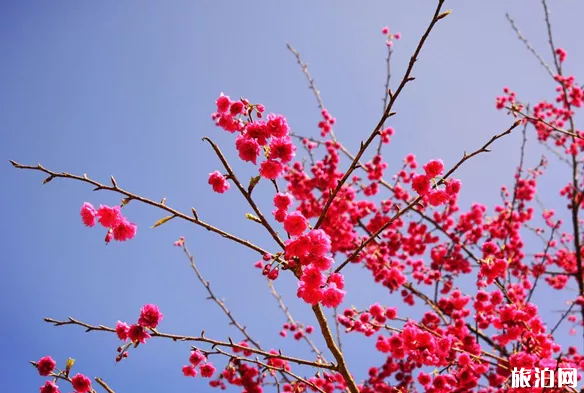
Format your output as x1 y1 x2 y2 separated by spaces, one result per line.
2 1 584 392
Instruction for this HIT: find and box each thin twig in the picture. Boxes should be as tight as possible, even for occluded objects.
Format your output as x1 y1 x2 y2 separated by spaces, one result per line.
267 280 325 360
43 317 336 370
203 137 286 249
212 347 326 393
95 378 116 393
314 0 448 231
505 13 555 78
9 161 269 256
181 241 262 349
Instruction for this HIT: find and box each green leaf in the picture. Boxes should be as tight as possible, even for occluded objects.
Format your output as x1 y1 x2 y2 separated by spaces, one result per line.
245 213 262 224
152 215 174 228
248 175 261 194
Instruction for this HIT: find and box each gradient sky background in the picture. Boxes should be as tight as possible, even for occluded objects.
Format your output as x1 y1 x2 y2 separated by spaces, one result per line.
2 1 584 392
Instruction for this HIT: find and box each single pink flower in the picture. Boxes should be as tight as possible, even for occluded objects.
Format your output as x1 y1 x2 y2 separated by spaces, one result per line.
113 220 137 241
216 93 231 113
229 101 244 116
259 159 284 180
71 373 92 393
284 211 308 236
80 202 97 227
445 179 462 195
423 159 444 178
116 321 130 341
322 284 345 308
328 273 345 290
189 350 207 366
266 113 289 137
128 324 151 344
97 205 123 228
428 189 450 206
307 229 332 256
246 121 270 146
208 171 230 193
297 282 324 305
411 173 430 196
199 363 216 378
273 209 287 223
36 356 56 376
182 365 197 377
273 193 293 210
300 265 326 288
39 381 60 393
269 137 296 163
139 304 163 329
235 135 260 164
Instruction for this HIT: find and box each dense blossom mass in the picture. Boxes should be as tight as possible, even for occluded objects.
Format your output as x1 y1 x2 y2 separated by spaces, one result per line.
80 202 137 242
23 9 584 393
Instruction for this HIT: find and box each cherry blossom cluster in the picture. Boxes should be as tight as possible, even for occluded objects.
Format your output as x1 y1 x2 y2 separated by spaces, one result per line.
115 304 163 355
23 9 584 393
211 358 262 391
410 159 461 206
279 322 314 340
80 202 137 242
35 356 92 393
285 228 346 308
318 109 336 137
381 26 401 47
210 93 297 183
182 349 216 379
337 304 398 337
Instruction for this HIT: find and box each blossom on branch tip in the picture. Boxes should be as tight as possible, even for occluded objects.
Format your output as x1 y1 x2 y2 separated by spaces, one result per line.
36 356 56 376
208 171 230 194
139 304 163 328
